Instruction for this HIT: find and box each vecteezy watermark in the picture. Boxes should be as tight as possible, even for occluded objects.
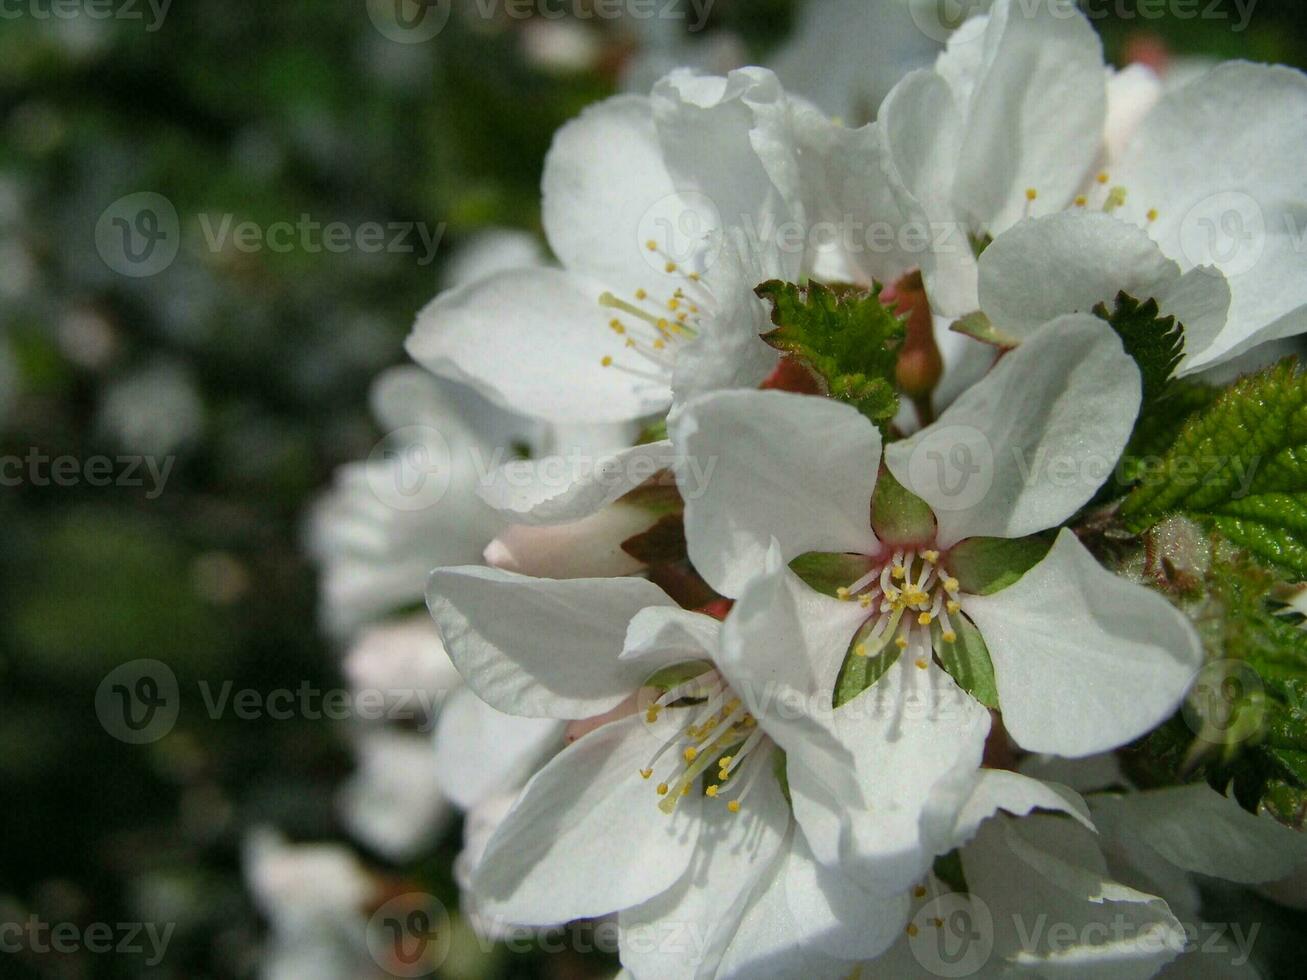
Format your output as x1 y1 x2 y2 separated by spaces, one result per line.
908 892 996 978
367 0 717 45
367 893 451 978
0 449 174 499
911 0 1260 43
95 659 452 745
1182 658 1266 746
94 193 447 278
0 916 174 966
366 425 454 514
1179 191 1266 278
0 0 172 32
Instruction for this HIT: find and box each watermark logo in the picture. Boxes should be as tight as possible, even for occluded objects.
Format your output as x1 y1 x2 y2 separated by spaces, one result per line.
95 192 179 278
95 659 180 745
366 0 452 43
366 425 453 513
1179 191 1265 278
902 424 995 513
0 0 173 32
909 0 990 43
638 190 724 276
367 893 451 977
908 892 995 978
1182 658 1265 745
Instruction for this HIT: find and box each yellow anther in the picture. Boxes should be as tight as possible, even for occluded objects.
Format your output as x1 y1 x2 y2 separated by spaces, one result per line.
1147 208 1159 222
718 756 733 768
625 338 636 348
654 339 666 350
680 784 690 796
1074 195 1088 207
906 923 919 937
688 273 701 282
1097 172 1110 185
895 636 909 650
1105 186 1128 211
891 565 906 580
932 917 944 928
915 659 929 670
942 630 958 644
836 587 850 600
917 612 932 626
657 318 672 332
683 746 698 762
706 785 719 798
640 768 653 780
601 356 614 367
944 577 959 592
727 800 741 813
947 601 961 615
677 313 688 323
656 782 669 796
1025 188 1038 202
913 885 927 898
859 594 872 608
668 299 680 311
665 261 678 274
646 240 658 251
923 550 939 563
609 319 625 333
635 288 648 300
854 643 868 658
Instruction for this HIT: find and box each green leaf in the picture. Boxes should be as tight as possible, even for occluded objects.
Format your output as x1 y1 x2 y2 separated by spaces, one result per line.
834 616 903 708
872 467 937 544
756 279 905 429
948 535 1052 596
1093 292 1184 409
789 552 872 599
1121 359 1307 577
932 616 999 709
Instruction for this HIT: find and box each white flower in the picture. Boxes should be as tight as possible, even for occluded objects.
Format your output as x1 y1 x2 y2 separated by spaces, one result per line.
425 569 917 975
865 0 1307 372
405 67 841 426
673 315 1202 895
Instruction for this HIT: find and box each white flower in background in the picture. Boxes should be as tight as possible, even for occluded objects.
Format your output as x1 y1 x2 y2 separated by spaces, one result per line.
97 359 204 457
406 66 846 426
244 829 381 980
867 0 1307 371
674 316 1202 895
338 727 449 863
426 570 923 975
770 0 944 125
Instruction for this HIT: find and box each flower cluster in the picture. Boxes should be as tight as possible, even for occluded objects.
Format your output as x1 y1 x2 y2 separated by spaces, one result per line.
299 1 1307 977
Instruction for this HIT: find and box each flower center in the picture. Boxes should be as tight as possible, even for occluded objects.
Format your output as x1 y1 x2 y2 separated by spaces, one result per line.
839 548 962 670
597 242 709 378
1027 170 1159 224
638 668 772 817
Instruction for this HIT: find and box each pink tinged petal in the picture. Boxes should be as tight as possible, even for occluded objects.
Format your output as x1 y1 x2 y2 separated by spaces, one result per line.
962 813 1185 979
541 94 703 296
1090 783 1307 886
1113 63 1307 370
961 529 1203 758
433 687 564 812
617 772 790 980
406 268 671 425
477 440 678 527
1102 64 1163 169
483 504 651 580
426 567 678 719
672 390 881 598
471 715 702 925
885 315 1140 547
950 0 1108 234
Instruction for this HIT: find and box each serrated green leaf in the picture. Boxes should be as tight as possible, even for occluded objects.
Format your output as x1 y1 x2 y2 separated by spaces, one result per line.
1121 359 1307 577
932 617 999 709
872 467 937 544
948 535 1052 596
756 279 905 428
789 552 872 599
1093 292 1184 408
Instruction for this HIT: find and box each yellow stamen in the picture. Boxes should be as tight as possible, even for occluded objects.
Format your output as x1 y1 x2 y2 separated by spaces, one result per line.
683 746 698 762
942 630 958 644
656 783 669 796
706 785 719 797
854 643 868 658
917 612 932 626
915 659 929 670
1074 195 1088 207
646 240 658 251
601 356 614 367
1025 188 1038 202
727 800 741 813
1097 172 1110 185
1147 208 1159 222
906 923 919 937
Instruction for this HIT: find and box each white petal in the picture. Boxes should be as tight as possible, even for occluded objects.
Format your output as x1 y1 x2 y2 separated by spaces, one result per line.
1103 64 1163 169
441 228 546 290
617 773 790 980
542 94 705 295
620 606 721 666
717 831 909 977
963 813 1185 979
923 766 1093 858
406 268 670 424
433 687 563 811
672 389 880 597
483 504 650 579
885 315 1140 546
1114 63 1307 369
342 614 461 710
477 440 678 527
962 529 1203 757
1091 784 1307 886
950 0 1107 233
812 653 991 896
471 715 701 925
426 567 677 719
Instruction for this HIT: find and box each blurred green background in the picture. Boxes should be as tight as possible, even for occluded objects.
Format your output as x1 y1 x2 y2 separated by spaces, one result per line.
1 1 1305 977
